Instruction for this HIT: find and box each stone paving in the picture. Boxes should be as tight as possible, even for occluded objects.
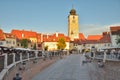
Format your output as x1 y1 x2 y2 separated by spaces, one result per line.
32 54 91 80
3 57 58 80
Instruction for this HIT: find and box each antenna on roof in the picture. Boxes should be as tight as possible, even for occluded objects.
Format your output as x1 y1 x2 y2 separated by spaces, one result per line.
72 4 74 9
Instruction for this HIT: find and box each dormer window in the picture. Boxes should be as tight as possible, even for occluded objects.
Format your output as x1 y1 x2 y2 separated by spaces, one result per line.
7 35 9 37
22 33 24 38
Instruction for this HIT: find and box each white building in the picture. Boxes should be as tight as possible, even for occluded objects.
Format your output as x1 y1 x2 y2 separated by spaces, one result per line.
110 26 120 47
42 33 70 51
73 32 111 52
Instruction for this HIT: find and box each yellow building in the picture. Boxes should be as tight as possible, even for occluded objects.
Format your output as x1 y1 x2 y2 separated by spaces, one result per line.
68 8 79 41
42 42 70 51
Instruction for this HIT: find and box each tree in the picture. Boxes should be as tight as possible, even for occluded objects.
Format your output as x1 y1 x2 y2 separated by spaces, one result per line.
21 39 29 48
33 43 36 50
116 36 120 45
44 45 48 51
57 38 66 50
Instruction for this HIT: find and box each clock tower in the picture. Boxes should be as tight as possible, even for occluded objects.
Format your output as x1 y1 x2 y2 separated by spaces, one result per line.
68 8 79 41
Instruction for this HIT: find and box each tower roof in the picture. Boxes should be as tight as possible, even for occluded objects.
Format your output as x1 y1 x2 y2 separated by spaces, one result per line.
70 8 76 15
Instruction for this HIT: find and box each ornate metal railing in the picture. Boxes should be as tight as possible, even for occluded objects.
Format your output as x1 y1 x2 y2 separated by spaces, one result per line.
0 46 67 80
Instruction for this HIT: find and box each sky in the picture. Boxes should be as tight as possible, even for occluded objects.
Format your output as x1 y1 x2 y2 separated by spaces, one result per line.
0 0 120 37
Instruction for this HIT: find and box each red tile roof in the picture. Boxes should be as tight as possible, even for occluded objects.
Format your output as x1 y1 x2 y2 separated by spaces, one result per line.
85 33 111 44
99 34 111 43
11 29 37 40
73 32 111 44
43 33 70 42
87 35 103 40
110 26 120 35
110 26 120 32
4 33 16 39
11 30 70 42
79 33 86 40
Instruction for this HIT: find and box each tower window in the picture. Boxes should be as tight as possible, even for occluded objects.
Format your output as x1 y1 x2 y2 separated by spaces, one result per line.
72 20 75 23
73 16 75 19
71 31 74 35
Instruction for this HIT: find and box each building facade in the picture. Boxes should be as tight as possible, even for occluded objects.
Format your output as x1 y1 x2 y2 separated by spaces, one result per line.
0 29 6 47
0 29 17 48
72 32 111 52
42 33 70 51
4 33 16 48
11 29 38 49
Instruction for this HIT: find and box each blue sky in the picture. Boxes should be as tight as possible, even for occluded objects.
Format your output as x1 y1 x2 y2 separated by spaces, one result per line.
0 0 120 37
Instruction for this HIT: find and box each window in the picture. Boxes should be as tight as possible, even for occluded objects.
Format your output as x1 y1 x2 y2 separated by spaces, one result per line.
21 44 23 46
104 44 106 46
108 44 110 46
38 44 41 47
7 35 9 37
74 43 76 46
71 31 74 35
17 44 19 46
72 20 75 23
9 41 11 44
87 44 90 47
0 42 3 45
73 16 75 19
13 41 15 44
6 41 9 44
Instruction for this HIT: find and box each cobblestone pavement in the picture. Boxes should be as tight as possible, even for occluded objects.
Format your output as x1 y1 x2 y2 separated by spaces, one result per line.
4 57 58 80
32 54 92 80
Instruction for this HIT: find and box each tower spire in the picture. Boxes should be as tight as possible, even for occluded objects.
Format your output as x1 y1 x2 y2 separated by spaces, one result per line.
70 5 76 15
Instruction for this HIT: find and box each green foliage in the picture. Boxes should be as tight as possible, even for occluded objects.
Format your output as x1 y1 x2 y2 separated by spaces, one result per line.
44 45 48 51
57 38 66 50
116 36 120 44
21 39 29 48
33 43 36 50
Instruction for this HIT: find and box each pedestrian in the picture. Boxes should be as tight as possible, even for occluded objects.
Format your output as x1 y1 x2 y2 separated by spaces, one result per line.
91 52 93 57
118 49 120 60
98 60 104 68
81 52 86 65
13 73 22 80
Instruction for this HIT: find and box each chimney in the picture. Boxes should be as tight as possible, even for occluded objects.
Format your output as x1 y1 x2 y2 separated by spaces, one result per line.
47 34 48 39
56 32 58 37
22 33 24 38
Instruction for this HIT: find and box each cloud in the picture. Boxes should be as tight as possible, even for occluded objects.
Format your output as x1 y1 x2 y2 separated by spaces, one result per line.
80 23 120 37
